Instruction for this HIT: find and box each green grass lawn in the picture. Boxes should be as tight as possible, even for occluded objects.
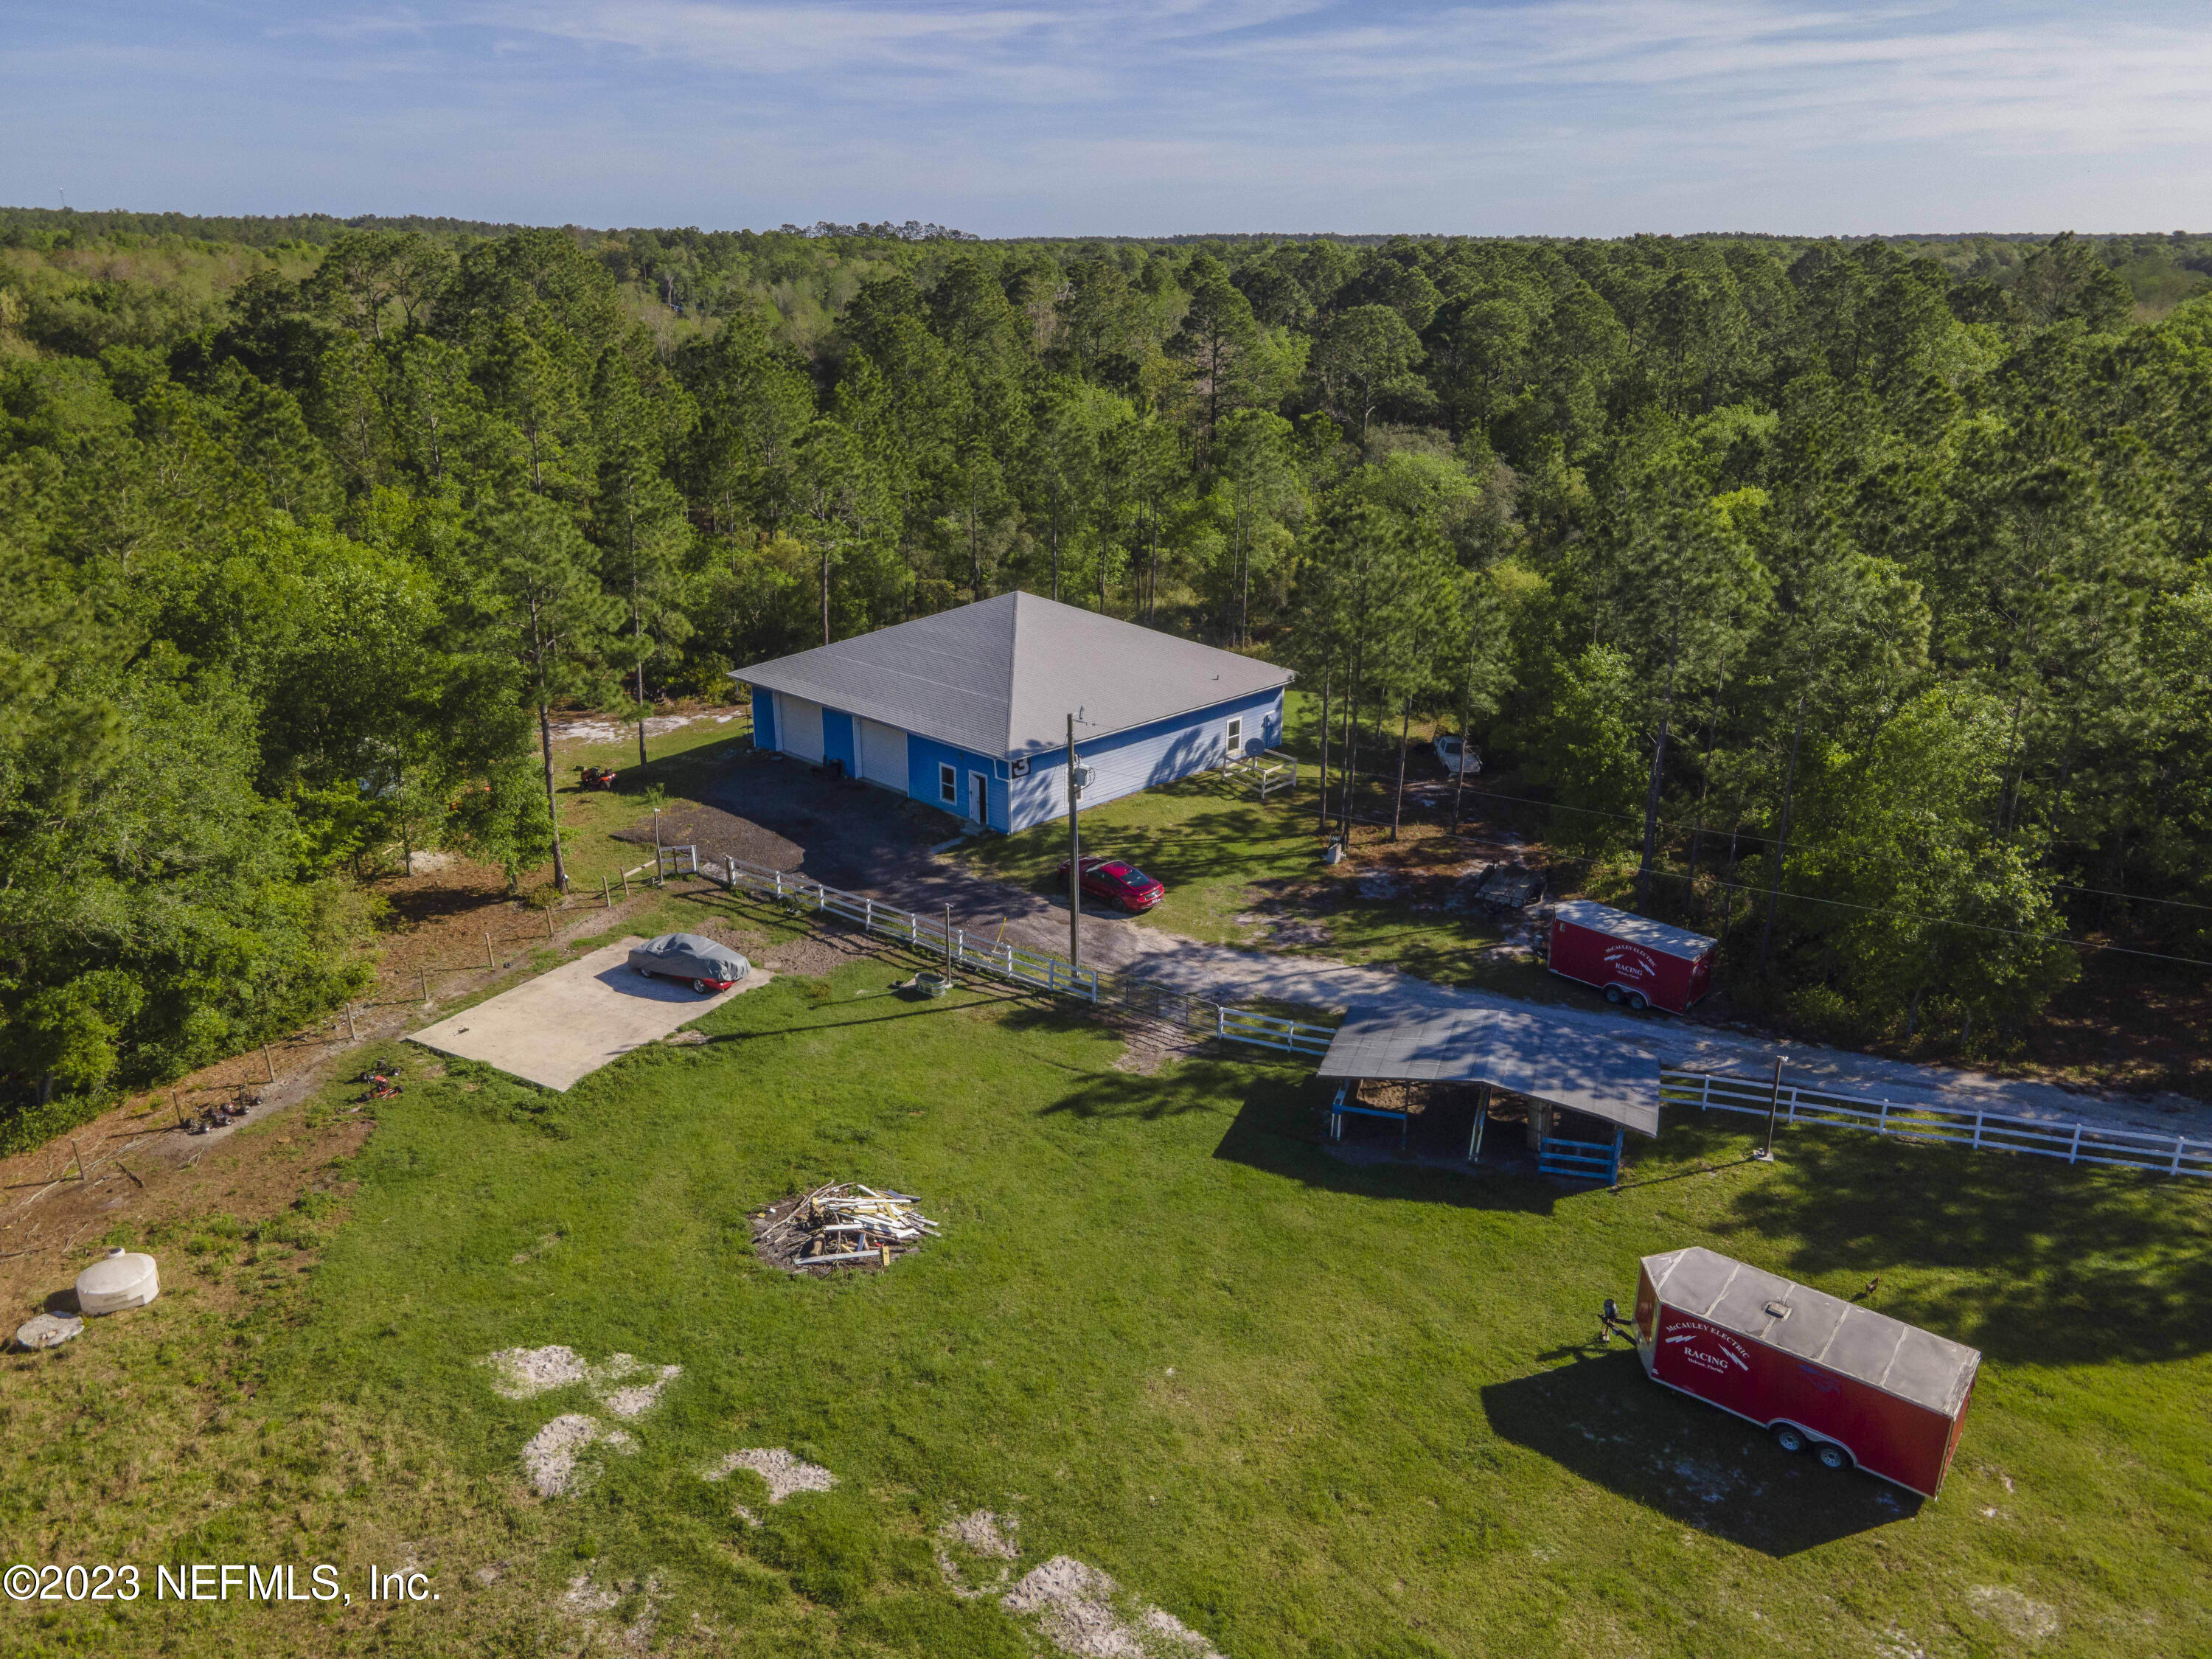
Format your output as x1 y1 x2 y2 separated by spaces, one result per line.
11 889 2208 1658
542 710 754 894
959 763 1565 1001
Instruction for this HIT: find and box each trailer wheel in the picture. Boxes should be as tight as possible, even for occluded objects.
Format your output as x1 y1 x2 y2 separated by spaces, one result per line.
1604 985 1624 1004
1773 1424 1808 1454
1815 1442 1851 1471
1625 991 1648 1012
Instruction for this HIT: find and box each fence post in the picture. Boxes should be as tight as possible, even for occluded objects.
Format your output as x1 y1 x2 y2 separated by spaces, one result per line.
2174 1135 2188 1177
2069 1123 2082 1165
1215 1004 1226 1040
1971 1111 1984 1150
773 869 783 899
344 1002 357 1042
865 898 874 933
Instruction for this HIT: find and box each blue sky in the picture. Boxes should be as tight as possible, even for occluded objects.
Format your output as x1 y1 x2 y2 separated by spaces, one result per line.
7 1 2211 237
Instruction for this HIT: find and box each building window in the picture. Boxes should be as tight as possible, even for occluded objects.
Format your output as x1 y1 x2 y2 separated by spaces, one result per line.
1226 716 1244 757
939 762 957 804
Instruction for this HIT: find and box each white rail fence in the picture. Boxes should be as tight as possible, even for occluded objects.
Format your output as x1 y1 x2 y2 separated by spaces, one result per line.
1662 1068 2212 1180
709 856 1336 1060
620 844 700 887
698 855 2207 1178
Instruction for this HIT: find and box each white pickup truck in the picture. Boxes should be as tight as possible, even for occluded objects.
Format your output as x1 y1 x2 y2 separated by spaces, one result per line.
1432 733 1482 777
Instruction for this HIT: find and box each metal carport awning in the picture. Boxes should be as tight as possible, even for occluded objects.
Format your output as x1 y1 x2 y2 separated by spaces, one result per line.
1315 1004 1664 1138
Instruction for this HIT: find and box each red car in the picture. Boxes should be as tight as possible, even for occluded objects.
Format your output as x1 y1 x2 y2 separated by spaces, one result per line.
1057 854 1166 913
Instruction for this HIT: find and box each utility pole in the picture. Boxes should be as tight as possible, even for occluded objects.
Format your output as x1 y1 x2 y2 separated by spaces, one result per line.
1067 712 1083 974
1759 1054 1786 1161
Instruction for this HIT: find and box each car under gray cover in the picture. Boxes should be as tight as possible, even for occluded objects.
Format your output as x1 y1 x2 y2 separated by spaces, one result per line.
627 932 751 990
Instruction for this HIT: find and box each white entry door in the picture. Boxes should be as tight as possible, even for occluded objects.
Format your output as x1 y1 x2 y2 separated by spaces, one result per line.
967 771 987 825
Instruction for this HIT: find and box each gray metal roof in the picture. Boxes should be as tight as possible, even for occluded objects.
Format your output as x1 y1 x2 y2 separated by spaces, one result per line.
1644 1246 1981 1416
733 591 1293 760
1315 1004 1663 1135
1553 900 1717 961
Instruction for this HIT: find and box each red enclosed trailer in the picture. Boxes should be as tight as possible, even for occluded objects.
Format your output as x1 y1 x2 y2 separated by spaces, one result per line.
1546 900 1715 1014
1630 1247 1980 1498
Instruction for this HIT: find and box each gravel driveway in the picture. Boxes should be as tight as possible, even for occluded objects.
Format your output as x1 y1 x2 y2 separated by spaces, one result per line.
681 754 2210 1144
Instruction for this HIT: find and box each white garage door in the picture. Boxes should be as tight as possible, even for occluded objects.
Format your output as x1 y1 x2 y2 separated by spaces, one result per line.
858 718 908 790
778 694 825 763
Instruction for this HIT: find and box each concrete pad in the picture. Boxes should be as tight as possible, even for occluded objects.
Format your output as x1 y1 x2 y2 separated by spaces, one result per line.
410 937 772 1091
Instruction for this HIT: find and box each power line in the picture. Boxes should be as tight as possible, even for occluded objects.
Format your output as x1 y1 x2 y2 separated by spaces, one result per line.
1613 860 2212 970
1323 765 2212 928
2048 880 2212 915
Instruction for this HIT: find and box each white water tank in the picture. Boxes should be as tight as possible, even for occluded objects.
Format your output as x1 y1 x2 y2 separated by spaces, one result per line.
76 1249 159 1315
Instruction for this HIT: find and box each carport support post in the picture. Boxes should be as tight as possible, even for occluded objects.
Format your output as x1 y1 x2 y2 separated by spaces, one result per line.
1759 1055 1785 1160
1470 1082 1490 1163
1067 712 1082 975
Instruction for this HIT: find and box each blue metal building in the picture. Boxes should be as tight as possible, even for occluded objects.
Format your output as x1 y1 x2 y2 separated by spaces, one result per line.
734 591 1293 832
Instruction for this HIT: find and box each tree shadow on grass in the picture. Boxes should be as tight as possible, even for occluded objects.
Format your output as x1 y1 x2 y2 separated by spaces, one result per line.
1481 1349 1920 1558
1029 1053 1567 1216
1723 1129 2212 1368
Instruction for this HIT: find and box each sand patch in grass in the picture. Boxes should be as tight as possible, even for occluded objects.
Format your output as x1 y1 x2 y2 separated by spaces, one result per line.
484 1344 589 1398
521 1413 639 1498
700 1447 837 1503
1969 1586 2059 1646
1000 1554 1225 1659
481 1346 681 1417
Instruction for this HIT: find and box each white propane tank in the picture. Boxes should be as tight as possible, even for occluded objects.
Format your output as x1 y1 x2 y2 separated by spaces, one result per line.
76 1248 159 1315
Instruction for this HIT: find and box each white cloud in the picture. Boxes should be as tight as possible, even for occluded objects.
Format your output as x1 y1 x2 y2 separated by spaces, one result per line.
6 0 2211 232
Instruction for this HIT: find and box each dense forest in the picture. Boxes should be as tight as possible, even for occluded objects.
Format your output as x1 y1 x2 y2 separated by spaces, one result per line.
4 208 2212 1137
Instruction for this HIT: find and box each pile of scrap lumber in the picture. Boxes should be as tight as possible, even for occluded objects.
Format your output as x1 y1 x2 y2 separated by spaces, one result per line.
751 1183 940 1273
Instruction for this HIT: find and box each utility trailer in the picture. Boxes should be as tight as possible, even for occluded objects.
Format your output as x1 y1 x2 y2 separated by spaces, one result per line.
1546 900 1715 1013
1627 1246 1980 1498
